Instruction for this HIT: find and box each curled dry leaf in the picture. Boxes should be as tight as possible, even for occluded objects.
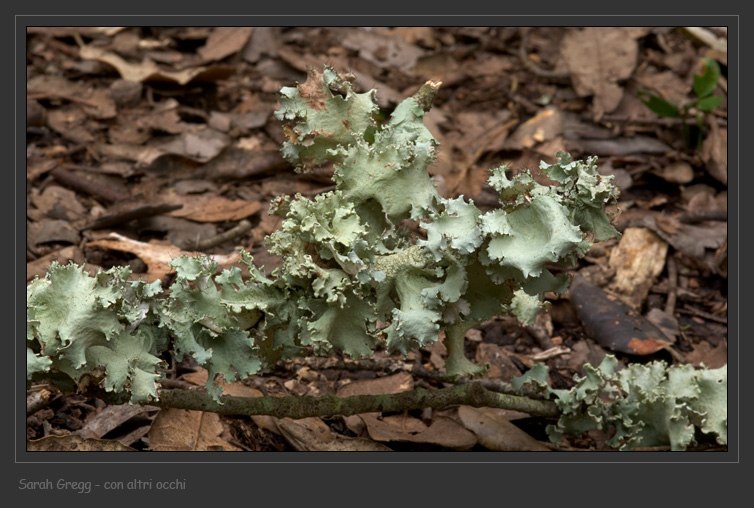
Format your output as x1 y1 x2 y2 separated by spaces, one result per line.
457 406 550 451
702 119 727 185
164 192 262 223
79 45 234 85
569 277 673 356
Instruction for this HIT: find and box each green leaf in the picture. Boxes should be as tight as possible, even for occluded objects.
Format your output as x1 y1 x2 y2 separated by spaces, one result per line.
637 91 680 118
693 57 721 98
695 95 723 112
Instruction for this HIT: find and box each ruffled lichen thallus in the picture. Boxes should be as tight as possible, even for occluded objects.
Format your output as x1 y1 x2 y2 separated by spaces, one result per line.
27 66 621 404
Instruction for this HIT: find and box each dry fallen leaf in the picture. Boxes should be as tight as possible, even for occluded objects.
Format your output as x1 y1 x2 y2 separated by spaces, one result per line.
505 108 564 150
28 434 135 452
360 414 477 450
152 127 232 163
77 404 156 441
276 418 392 451
336 372 414 398
79 45 233 85
198 27 254 63
608 227 669 309
148 408 240 451
164 191 261 223
456 406 550 451
702 119 727 185
560 27 639 120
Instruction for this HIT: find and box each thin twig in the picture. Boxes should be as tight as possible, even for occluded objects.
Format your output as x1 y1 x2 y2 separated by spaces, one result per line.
665 256 678 315
678 210 727 224
679 305 727 325
50 167 122 204
600 114 727 128
279 356 547 399
192 219 253 251
27 389 53 416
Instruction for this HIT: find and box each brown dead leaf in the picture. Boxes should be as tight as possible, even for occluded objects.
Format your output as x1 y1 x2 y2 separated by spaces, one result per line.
27 157 58 181
26 246 87 281
608 227 668 309
93 142 167 168
28 218 80 247
336 372 414 398
457 406 550 451
634 70 691 109
683 339 727 369
702 119 727 185
77 404 156 441
242 27 282 63
361 414 477 450
562 340 608 374
152 126 231 163
27 26 126 37
28 74 117 119
475 343 523 381
198 27 254 63
30 185 87 221
575 136 671 156
636 214 726 260
179 367 280 434
47 106 95 144
560 27 639 119
424 339 447 370
655 161 695 184
383 27 439 48
148 408 240 451
79 45 234 85
505 107 563 150
569 277 673 356
645 308 680 343
342 28 424 73
28 434 135 452
164 191 261 222
276 418 392 451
